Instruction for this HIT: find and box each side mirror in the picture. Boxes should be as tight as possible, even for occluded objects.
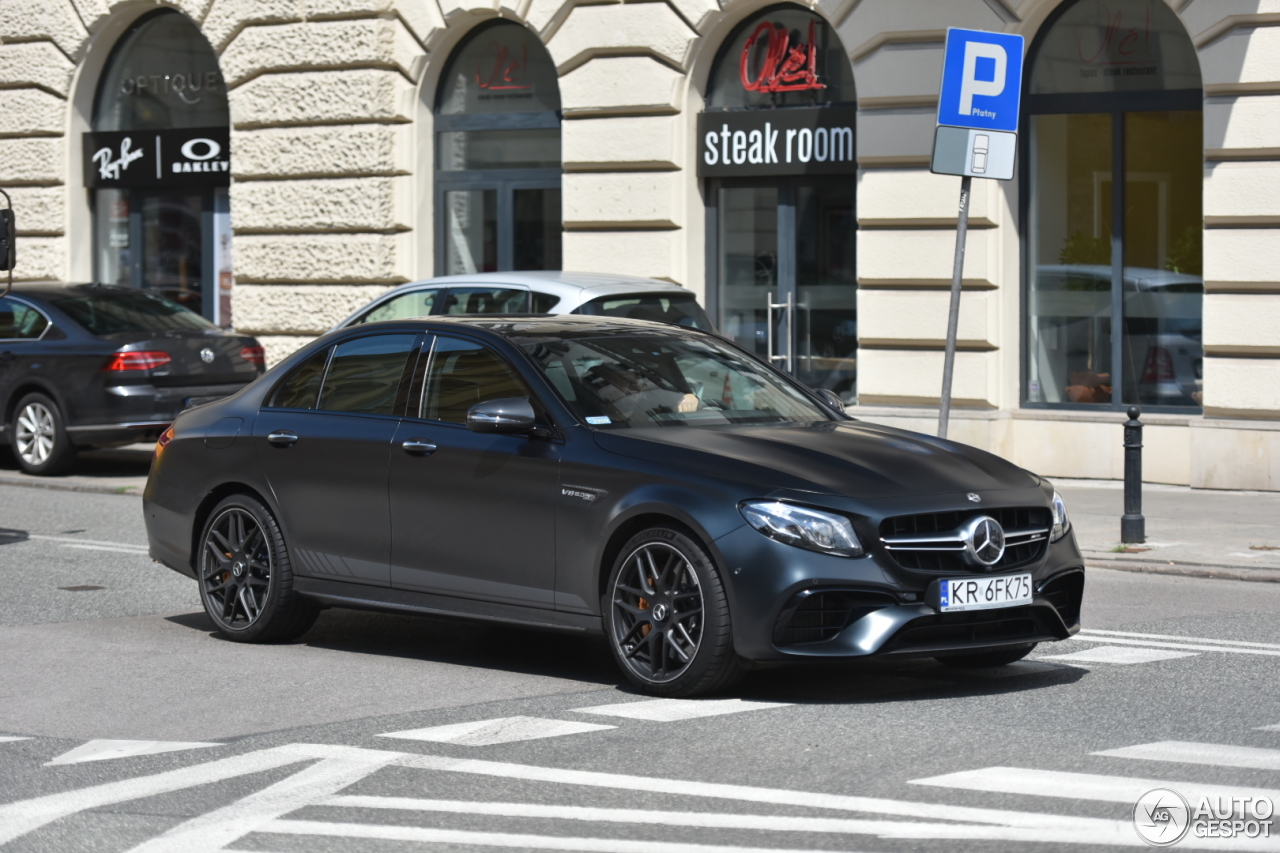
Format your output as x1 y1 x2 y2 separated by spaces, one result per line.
0 208 14 271
467 397 537 434
814 388 846 414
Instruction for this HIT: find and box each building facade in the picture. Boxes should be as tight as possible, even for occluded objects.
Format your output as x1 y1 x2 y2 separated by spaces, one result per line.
1 0 1278 489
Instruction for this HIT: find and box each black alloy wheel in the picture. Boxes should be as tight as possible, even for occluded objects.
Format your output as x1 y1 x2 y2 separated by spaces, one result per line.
605 527 740 696
11 392 76 475
198 494 318 643
935 642 1037 668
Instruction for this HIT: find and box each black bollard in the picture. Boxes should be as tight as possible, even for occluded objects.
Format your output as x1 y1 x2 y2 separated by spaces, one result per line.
1121 406 1145 544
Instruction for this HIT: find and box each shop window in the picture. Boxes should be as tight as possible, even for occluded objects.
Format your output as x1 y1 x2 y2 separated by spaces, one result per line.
88 10 231 325
702 6 858 402
1024 0 1203 410
434 23 562 275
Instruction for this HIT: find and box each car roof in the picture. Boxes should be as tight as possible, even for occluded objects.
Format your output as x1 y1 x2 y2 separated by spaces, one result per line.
375 272 692 301
352 313 705 342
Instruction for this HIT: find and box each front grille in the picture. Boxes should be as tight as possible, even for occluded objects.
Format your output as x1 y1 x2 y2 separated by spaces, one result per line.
880 506 1051 573
773 590 898 647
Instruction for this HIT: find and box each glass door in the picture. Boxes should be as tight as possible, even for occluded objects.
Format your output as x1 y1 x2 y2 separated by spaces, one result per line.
713 178 857 402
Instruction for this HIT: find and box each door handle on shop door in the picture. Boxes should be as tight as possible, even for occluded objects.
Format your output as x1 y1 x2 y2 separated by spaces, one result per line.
401 439 437 455
266 430 298 448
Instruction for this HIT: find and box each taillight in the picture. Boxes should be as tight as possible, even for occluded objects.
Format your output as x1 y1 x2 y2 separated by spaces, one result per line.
1141 347 1176 382
240 345 266 365
154 426 175 461
102 351 171 371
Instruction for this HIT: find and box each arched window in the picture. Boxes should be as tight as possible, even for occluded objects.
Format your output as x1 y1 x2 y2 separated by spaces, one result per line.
1024 0 1203 409
701 6 858 402
434 22 562 274
88 10 230 322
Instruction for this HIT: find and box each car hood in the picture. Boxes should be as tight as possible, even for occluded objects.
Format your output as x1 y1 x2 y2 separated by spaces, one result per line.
593 420 1039 499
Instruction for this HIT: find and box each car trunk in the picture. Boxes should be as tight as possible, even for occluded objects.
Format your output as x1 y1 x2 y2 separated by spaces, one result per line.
102 330 261 387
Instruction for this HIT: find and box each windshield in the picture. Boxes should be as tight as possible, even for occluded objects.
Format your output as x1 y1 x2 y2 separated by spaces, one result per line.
522 332 830 428
574 293 712 330
47 289 217 335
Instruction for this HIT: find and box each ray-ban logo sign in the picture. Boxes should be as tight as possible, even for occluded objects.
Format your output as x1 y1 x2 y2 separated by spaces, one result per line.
83 127 230 189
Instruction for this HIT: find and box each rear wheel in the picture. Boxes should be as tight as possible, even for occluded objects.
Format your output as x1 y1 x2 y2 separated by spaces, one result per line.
197 494 318 643
11 392 75 475
935 643 1037 668
604 527 741 696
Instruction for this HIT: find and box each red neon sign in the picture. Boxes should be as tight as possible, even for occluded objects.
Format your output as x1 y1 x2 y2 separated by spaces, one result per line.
476 42 531 91
739 20 825 94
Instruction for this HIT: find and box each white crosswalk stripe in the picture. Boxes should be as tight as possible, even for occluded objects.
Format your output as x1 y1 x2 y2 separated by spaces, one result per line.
572 698 791 721
911 766 1280 811
378 716 614 746
1094 741 1280 771
1080 629 1280 651
1040 646 1199 664
47 739 222 766
1060 635 1280 657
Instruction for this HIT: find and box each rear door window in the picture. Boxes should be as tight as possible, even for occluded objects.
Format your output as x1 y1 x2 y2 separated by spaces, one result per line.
441 287 530 315
268 347 330 410
421 336 532 424
318 334 418 415
0 298 49 339
574 293 712 329
359 289 437 324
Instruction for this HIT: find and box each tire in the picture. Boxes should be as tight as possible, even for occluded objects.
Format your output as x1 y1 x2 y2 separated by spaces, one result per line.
10 392 76 476
935 643 1037 668
603 526 741 697
197 494 319 643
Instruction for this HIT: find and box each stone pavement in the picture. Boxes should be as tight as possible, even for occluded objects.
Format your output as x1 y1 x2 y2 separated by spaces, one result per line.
1 444 1277 581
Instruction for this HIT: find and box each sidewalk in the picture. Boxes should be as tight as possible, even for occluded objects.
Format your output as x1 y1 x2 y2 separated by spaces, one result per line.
1 445 1278 581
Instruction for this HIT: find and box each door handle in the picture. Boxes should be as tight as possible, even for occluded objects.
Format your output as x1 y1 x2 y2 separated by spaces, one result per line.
766 290 794 372
266 430 298 448
401 438 437 456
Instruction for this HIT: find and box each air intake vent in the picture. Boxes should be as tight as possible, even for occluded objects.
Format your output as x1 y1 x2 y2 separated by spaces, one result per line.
773 590 898 647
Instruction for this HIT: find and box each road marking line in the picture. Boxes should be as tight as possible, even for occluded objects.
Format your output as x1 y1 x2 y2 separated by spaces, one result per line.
47 740 222 766
0 737 29 743
261 820 875 853
126 751 406 853
59 544 149 555
1094 741 1280 770
0 745 341 845
910 766 1280 811
1063 636 1280 657
1080 629 1280 651
28 534 148 551
396 753 1135 833
1040 646 1198 665
1257 724 1280 732
572 698 791 722
378 717 614 746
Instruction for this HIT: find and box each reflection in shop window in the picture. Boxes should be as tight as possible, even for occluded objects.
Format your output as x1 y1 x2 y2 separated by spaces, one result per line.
1024 0 1202 410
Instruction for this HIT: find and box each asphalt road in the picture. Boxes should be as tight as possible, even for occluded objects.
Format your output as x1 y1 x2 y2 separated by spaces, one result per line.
1 484 1279 852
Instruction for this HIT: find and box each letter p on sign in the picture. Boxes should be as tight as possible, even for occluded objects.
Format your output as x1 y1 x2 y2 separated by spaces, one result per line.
937 28 1023 134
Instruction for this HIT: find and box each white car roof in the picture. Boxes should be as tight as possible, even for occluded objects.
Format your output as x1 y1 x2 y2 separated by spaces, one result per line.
332 271 696 329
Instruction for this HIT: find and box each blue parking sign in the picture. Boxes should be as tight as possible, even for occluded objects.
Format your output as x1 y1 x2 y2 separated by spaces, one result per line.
937 28 1024 133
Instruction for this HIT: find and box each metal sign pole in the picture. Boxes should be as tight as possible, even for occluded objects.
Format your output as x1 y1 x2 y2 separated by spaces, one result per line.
937 175 971 440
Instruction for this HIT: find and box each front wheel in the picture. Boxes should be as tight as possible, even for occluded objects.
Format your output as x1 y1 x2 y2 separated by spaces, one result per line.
603 527 740 696
935 643 1037 668
197 494 318 643
11 392 76 475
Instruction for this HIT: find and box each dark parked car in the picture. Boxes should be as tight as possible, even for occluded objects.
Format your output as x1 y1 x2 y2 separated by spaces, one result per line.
144 316 1083 696
0 284 265 475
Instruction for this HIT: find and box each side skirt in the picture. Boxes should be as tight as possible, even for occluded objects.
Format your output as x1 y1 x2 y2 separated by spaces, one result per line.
293 577 604 636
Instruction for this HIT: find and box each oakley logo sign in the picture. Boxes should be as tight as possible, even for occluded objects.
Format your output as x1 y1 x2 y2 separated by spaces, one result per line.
961 515 1006 567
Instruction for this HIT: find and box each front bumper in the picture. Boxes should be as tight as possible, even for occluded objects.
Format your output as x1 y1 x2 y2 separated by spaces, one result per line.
713 519 1085 662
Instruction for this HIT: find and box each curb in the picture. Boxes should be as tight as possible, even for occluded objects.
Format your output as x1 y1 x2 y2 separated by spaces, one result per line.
0 475 144 497
1085 557 1280 584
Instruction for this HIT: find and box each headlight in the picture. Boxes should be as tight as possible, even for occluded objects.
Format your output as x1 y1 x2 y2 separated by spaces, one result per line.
1051 490 1070 541
740 500 863 557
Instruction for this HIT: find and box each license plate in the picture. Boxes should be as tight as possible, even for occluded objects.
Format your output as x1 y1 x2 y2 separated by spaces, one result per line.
939 573 1032 612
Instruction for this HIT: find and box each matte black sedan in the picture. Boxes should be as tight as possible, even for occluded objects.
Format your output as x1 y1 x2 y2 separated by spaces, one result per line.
144 316 1083 696
1 284 264 475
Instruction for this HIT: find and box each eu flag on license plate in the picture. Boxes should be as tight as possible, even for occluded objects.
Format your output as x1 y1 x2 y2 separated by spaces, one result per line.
939 582 950 608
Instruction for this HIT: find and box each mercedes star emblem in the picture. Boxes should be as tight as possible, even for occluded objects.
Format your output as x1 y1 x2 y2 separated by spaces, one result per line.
967 493 982 502
961 515 1006 567
199 347 215 364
